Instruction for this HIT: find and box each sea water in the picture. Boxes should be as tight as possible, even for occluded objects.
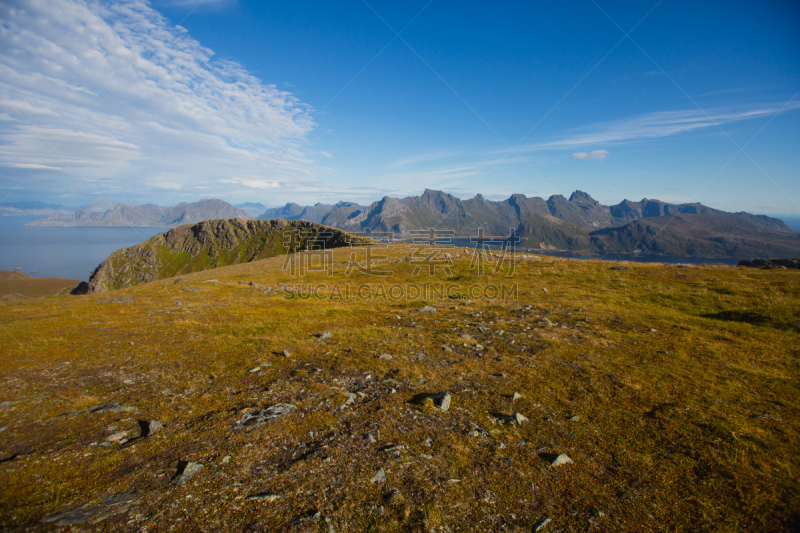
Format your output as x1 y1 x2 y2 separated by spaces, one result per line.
0 216 169 281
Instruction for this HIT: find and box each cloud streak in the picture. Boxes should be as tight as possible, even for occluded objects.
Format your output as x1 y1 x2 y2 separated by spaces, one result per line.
535 104 800 149
572 150 608 161
0 0 316 199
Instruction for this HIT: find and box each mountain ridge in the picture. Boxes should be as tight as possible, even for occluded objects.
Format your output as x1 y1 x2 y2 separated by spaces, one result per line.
252 190 798 259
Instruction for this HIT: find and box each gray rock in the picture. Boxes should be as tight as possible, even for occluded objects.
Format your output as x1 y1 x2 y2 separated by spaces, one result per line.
370 468 387 484
221 455 232 464
112 296 134 303
325 516 336 533
202 279 218 283
551 453 573 467
420 306 437 313
247 493 281 502
318 331 333 341
431 392 451 411
41 489 139 525
233 403 297 430
176 462 203 486
364 433 377 443
512 392 524 401
106 431 128 443
513 412 529 425
542 288 548 292
282 350 291 358
343 392 357 407
182 286 200 291
378 354 393 360
534 517 552 531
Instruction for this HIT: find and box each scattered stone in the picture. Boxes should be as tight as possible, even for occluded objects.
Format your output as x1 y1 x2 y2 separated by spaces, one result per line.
247 493 281 502
282 350 291 358
512 392 524 401
542 288 548 292
325 516 336 533
343 392 357 407
175 462 203 486
378 354 393 360
432 392 451 411
202 279 218 283
610 266 630 271
221 455 232 464
233 403 297 430
370 468 387 484
649 328 657 333
469 430 481 437
420 454 433 460
513 412 529 425
424 437 433 447
318 331 333 341
105 431 128 443
364 433 377 443
41 489 139 525
533 517 552 531
419 306 437 312
568 415 580 422
249 366 261 373
551 453 573 467
182 287 200 291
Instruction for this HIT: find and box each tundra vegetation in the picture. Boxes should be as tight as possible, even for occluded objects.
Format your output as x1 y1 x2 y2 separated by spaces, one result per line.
0 243 798 532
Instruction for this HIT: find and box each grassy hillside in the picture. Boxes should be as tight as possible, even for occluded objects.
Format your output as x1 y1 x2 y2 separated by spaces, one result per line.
0 270 80 300
0 245 798 531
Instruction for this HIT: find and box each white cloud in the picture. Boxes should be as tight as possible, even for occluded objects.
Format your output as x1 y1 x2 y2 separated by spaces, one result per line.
0 0 316 198
219 177 281 189
537 104 800 149
572 150 609 161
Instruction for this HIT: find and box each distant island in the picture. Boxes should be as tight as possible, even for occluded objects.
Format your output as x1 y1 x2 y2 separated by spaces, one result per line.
26 190 800 259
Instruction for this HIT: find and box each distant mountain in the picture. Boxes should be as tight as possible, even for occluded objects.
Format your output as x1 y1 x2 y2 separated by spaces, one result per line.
88 219 370 292
257 201 365 225
29 199 251 227
256 189 800 259
0 201 74 216
236 202 268 216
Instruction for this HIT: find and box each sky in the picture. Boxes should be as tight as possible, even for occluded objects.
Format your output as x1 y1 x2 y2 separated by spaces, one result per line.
0 0 799 214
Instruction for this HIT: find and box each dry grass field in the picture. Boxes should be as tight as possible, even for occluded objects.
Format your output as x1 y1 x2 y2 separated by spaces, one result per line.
0 244 798 532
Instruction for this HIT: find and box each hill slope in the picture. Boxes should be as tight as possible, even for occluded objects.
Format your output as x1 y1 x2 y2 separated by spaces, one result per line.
88 219 369 292
1 246 798 531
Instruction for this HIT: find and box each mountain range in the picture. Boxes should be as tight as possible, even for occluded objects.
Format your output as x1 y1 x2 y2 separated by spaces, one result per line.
257 189 800 259
23 190 800 259
29 198 251 227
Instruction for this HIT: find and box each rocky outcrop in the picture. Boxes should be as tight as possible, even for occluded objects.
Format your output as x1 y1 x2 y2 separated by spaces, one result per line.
88 219 369 292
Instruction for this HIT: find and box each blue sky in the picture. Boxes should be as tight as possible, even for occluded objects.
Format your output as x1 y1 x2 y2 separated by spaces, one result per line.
1 0 798 213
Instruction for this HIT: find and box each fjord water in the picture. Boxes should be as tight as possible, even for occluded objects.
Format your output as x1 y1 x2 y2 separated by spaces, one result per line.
0 216 168 281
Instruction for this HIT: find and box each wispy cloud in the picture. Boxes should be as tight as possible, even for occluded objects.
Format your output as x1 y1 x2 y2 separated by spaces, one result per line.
0 0 315 198
572 150 608 161
535 104 800 149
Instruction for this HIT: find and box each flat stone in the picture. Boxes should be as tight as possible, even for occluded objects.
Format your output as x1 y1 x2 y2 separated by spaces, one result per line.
249 366 261 373
419 306 437 313
221 455 232 464
247 493 281 502
551 453 573 467
282 350 291 358
378 354 392 360
370 468 387 484
513 412 529 425
182 287 200 291
534 517 552 531
318 331 333 341
512 392 524 401
106 431 128 443
41 489 139 525
175 462 203 486
233 403 297 430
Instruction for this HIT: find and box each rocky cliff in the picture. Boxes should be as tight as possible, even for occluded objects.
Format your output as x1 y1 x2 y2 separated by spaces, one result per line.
88 219 369 292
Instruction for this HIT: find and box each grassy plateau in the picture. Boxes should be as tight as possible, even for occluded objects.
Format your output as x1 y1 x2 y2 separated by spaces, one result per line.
0 244 798 532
